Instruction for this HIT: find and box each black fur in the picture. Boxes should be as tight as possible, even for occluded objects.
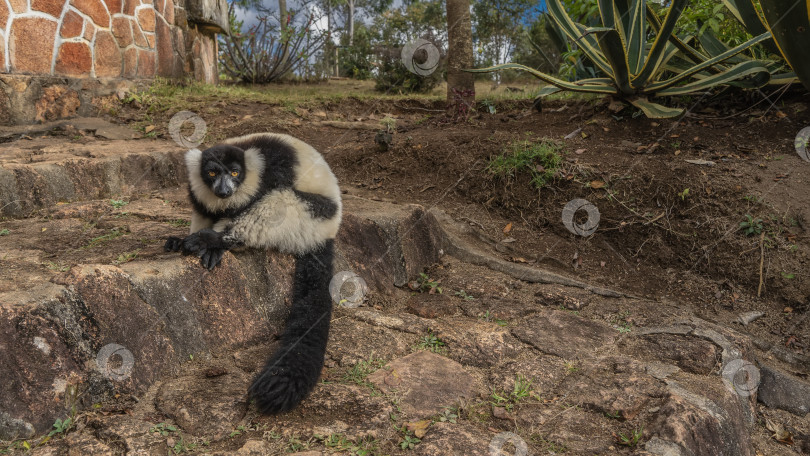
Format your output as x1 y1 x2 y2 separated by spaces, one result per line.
165 134 340 414
294 190 339 219
189 136 299 221
249 240 334 413
165 228 238 269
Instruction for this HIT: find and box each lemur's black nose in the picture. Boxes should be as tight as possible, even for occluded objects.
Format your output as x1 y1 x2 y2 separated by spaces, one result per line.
215 188 233 198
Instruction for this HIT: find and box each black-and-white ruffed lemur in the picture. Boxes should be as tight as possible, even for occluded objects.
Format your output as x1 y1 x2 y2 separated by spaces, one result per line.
164 133 342 414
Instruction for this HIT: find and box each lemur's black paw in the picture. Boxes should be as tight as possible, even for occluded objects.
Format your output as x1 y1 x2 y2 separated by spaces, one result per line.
164 236 183 252
199 248 225 270
180 233 203 256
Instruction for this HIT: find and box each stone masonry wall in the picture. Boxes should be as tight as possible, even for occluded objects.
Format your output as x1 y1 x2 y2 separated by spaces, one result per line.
0 0 217 83
0 0 226 124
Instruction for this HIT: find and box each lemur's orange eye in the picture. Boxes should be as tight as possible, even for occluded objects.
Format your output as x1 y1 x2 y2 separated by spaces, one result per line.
208 171 216 177
231 171 239 177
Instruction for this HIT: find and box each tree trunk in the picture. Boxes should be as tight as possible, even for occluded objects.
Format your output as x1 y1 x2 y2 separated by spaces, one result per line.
279 0 290 68
446 0 475 110
347 0 355 46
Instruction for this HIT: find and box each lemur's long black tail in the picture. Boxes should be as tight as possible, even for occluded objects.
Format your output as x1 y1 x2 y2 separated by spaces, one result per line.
248 239 334 414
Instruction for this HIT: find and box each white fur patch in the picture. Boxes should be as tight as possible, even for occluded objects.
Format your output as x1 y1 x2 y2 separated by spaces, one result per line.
223 189 341 254
206 133 343 252
185 147 266 214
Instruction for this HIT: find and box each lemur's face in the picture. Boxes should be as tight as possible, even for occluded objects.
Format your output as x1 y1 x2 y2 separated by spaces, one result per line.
200 145 247 199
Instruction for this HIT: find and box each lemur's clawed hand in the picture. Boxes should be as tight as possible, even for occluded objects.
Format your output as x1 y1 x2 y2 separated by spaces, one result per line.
180 229 227 270
164 236 184 252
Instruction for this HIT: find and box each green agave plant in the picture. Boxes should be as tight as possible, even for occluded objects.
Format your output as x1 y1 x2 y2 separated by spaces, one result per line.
468 0 775 118
723 0 810 91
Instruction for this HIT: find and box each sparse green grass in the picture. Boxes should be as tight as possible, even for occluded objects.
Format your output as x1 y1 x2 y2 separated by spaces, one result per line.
84 228 126 248
479 310 508 326
416 332 446 354
454 290 475 301
0 229 9 236
113 250 140 265
490 374 539 411
434 407 458 424
487 139 564 189
168 219 191 228
530 434 569 453
342 354 386 389
611 310 633 334
318 434 379 455
45 261 70 272
169 435 200 454
414 272 442 294
616 426 644 448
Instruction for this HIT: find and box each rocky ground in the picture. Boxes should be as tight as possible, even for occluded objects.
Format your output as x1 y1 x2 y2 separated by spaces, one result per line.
1 91 809 456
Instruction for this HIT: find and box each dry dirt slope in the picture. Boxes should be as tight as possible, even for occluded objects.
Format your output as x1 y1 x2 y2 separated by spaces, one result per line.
0 115 808 455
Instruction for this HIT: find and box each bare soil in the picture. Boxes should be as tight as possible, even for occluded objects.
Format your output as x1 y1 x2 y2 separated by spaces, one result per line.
116 88 810 357
3 85 810 455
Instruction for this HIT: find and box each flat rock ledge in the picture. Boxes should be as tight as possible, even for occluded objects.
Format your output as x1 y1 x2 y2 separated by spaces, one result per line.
0 195 440 439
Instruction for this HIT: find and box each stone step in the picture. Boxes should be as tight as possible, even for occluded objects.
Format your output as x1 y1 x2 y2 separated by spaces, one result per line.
0 194 439 439
0 133 185 218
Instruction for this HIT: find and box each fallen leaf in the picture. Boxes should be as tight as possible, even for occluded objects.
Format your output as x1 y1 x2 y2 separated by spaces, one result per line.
406 420 431 438
674 150 681 155
590 180 605 189
766 419 793 444
511 257 535 264
144 125 155 133
574 148 586 154
784 307 793 313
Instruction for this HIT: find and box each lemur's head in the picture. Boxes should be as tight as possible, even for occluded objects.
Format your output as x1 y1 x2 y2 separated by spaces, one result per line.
200 145 247 198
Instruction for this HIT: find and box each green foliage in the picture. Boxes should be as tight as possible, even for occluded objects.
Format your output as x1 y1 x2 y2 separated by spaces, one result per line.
511 15 563 76
616 426 644 447
168 219 191 228
399 432 421 450
320 434 379 455
436 407 458 424
374 49 442 94
343 355 386 387
0 229 9 236
84 228 126 248
472 0 537 69
454 290 475 301
48 417 73 438
739 214 764 235
480 310 508 326
150 422 179 436
470 0 776 118
414 272 442 294
487 139 564 190
110 199 128 209
490 375 539 411
417 332 446 353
